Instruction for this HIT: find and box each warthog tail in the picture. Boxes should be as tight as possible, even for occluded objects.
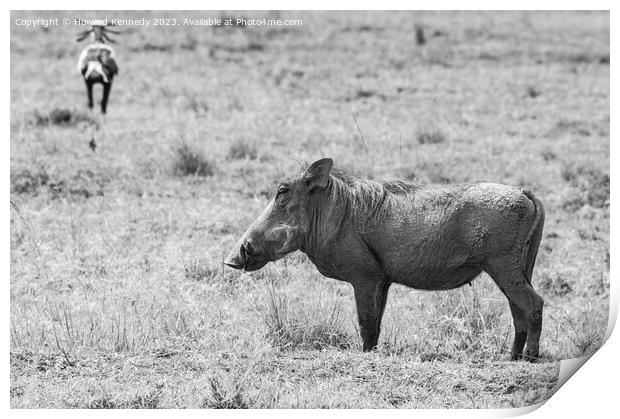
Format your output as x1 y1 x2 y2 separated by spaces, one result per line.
521 189 545 284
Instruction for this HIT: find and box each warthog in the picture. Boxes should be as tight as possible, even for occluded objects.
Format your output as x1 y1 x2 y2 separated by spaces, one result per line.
225 158 545 361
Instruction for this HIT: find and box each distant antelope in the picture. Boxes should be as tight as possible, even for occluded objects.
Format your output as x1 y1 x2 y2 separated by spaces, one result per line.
76 25 119 117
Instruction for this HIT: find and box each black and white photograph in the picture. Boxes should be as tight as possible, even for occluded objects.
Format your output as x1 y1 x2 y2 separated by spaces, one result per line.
9 7 611 410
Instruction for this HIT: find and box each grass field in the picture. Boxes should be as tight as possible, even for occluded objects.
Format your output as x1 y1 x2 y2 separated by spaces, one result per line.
10 11 609 408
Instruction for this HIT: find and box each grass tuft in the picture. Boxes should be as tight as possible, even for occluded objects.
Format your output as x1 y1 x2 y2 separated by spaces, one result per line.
417 127 447 144
264 285 353 351
539 272 573 297
560 308 606 358
560 163 609 209
527 86 541 98
29 108 95 127
88 396 117 409
11 165 50 194
173 143 216 177
227 138 258 160
202 377 249 409
184 259 217 282
541 150 557 161
415 24 426 45
185 96 209 114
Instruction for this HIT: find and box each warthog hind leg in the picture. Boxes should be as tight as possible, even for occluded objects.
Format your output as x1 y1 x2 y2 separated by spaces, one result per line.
353 280 391 351
508 301 528 360
486 260 544 362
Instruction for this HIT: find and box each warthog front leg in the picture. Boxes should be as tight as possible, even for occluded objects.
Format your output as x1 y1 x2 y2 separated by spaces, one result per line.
353 280 391 351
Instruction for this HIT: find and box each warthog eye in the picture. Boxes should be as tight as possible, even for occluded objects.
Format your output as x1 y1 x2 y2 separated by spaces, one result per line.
276 185 289 198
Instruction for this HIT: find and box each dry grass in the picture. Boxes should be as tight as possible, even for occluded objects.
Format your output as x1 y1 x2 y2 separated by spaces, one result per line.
10 10 609 408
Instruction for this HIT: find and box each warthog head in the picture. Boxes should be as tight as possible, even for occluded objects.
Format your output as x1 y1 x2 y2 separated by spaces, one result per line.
224 158 333 271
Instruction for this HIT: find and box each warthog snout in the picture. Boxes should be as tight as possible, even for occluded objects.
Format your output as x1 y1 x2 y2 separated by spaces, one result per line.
223 242 248 270
224 237 267 272
225 188 307 272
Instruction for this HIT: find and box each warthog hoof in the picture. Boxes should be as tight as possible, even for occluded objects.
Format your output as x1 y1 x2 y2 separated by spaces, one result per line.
523 350 540 363
511 351 539 363
510 350 540 362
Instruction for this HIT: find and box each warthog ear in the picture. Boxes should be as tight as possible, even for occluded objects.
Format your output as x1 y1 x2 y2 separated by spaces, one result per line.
304 158 333 191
